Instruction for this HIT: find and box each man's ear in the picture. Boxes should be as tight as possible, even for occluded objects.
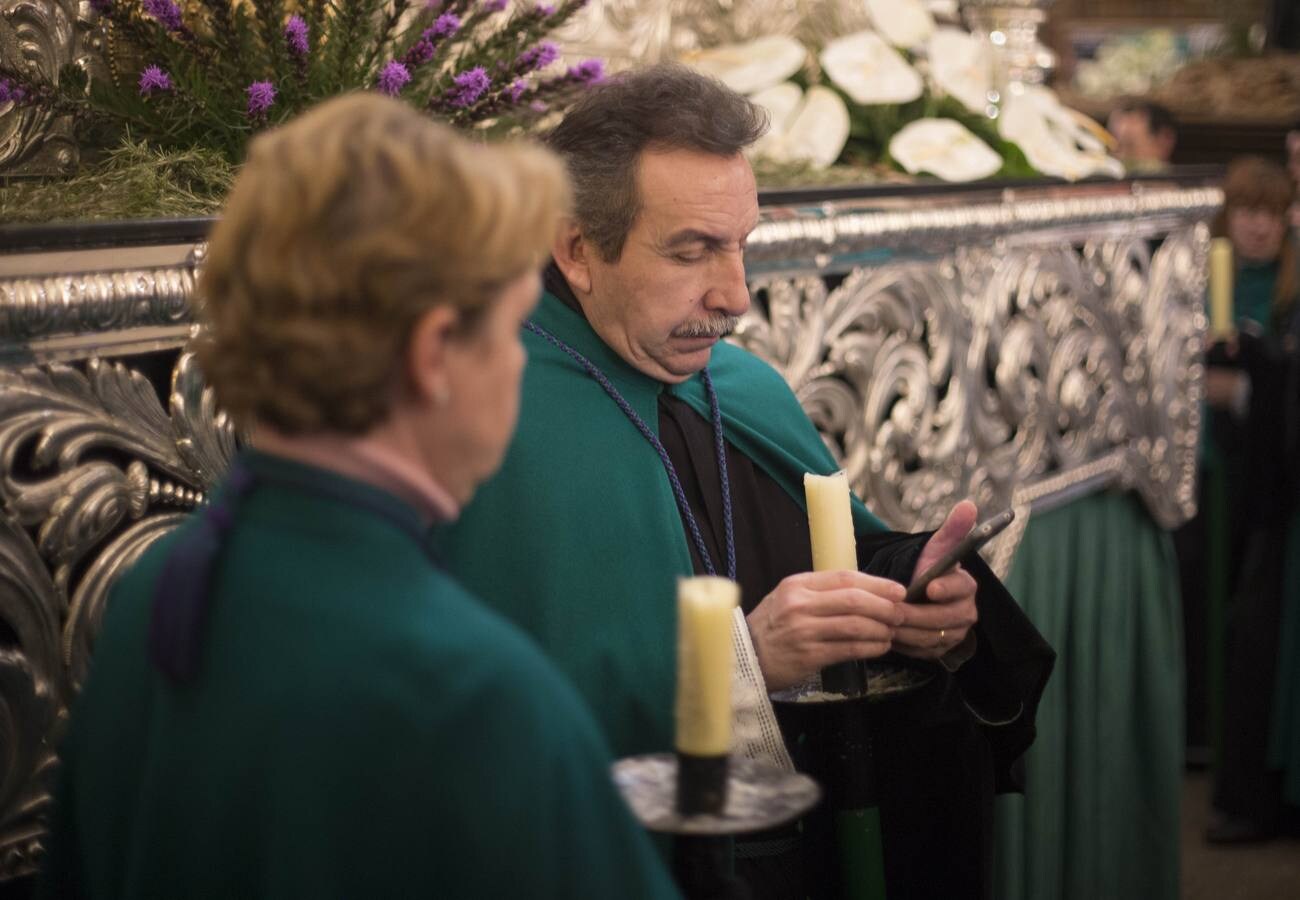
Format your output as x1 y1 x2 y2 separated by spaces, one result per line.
405 304 460 407
552 219 594 295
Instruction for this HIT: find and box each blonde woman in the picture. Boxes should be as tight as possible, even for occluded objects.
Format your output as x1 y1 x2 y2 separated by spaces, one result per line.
38 95 679 899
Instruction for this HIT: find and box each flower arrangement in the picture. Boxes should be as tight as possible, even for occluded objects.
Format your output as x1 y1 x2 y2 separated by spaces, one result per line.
0 0 604 164
684 27 1039 184
681 0 1122 185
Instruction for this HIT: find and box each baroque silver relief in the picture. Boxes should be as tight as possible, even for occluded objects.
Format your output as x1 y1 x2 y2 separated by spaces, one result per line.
0 0 105 175
0 263 197 348
732 216 1209 564
0 349 234 877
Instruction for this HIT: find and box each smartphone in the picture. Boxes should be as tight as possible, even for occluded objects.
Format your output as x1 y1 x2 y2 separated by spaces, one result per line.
903 508 1015 604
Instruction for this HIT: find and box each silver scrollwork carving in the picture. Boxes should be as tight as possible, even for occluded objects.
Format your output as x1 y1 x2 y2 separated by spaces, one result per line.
0 265 197 346
0 0 105 174
0 349 233 877
733 218 1208 550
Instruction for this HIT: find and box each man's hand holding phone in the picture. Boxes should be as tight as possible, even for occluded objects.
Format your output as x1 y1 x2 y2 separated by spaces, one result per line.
893 501 1014 662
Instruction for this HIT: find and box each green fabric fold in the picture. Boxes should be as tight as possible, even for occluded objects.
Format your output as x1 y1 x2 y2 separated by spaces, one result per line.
994 491 1183 900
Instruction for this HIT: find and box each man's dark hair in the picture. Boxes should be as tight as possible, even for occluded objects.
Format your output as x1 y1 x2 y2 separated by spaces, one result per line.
545 64 768 261
1116 98 1179 140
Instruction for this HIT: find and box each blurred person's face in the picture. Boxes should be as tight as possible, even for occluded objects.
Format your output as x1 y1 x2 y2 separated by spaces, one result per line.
1108 109 1175 164
1228 206 1287 265
410 271 541 502
556 148 759 383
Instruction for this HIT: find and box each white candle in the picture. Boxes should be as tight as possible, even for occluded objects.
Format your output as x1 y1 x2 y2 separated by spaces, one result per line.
1209 237 1234 338
674 576 738 758
804 471 858 572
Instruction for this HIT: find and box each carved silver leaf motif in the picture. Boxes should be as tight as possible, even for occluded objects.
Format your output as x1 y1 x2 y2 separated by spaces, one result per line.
0 349 233 877
63 512 186 690
0 0 105 174
734 222 1208 540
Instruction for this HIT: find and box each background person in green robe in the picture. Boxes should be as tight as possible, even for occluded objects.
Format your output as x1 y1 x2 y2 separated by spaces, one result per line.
1198 156 1300 843
37 94 680 900
439 65 1054 900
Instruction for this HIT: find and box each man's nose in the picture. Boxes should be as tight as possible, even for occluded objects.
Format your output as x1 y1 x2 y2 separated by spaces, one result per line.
702 250 751 317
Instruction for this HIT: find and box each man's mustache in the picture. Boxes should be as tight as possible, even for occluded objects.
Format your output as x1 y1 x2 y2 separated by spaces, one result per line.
672 316 740 339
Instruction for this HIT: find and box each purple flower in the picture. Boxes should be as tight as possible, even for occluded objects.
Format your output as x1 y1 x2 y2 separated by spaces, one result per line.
0 79 16 105
405 40 435 68
246 80 276 117
284 15 309 57
529 100 548 113
506 79 528 103
535 3 555 15
89 0 112 13
447 67 490 108
567 58 605 84
432 12 460 38
516 41 559 73
404 13 460 67
142 0 184 33
138 65 173 95
377 61 411 96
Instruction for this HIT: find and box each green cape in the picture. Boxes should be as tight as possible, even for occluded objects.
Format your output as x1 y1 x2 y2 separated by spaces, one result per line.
41 452 679 899
439 292 883 757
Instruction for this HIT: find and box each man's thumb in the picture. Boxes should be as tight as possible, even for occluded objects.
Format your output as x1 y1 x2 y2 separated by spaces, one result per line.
914 499 978 577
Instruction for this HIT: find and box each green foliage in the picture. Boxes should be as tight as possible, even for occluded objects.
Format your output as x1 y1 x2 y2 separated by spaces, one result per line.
750 157 892 189
0 0 601 165
0 140 236 222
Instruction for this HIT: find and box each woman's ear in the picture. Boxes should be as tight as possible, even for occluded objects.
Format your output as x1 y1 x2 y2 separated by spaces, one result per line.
552 219 593 295
406 305 460 407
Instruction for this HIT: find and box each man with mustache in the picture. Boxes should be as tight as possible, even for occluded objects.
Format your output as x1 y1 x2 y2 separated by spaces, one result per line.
439 65 1053 900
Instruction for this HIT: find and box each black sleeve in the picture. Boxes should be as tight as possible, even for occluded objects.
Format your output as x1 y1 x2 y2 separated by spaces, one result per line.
855 530 1057 793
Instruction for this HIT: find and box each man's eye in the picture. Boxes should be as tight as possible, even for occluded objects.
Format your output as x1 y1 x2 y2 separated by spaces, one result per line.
674 253 704 264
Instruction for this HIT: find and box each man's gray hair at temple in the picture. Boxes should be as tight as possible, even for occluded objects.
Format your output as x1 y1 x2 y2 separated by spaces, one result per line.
545 64 769 261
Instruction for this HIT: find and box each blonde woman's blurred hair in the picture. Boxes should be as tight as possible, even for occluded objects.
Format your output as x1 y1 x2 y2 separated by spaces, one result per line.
197 92 570 435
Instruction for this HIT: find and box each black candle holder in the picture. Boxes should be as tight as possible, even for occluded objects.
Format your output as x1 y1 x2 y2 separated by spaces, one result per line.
613 753 820 836
613 753 820 900
820 659 868 696
772 654 935 705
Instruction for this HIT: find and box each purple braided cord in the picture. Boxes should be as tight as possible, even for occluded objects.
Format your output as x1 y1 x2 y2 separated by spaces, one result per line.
706 368 737 580
526 320 736 580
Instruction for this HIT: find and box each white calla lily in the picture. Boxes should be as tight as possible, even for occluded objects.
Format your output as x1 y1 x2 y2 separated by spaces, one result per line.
681 36 807 96
749 82 804 159
776 86 851 169
751 82 804 132
865 0 935 48
821 30 923 105
927 27 992 113
889 118 1002 182
999 86 1124 181
748 83 849 170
